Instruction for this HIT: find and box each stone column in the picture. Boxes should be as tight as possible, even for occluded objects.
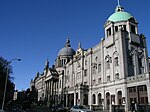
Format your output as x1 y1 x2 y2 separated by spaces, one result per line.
55 82 57 105
101 89 105 111
52 81 54 103
45 82 48 99
147 85 150 104
49 80 51 100
66 89 68 107
49 80 51 96
56 82 58 105
89 89 92 110
115 91 118 105
74 88 77 105
47 81 49 100
104 91 106 111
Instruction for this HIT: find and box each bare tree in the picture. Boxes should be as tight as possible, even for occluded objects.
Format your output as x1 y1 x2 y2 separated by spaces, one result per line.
0 57 14 108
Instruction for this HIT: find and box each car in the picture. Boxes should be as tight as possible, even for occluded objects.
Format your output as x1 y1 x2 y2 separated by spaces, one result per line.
70 105 93 112
51 104 68 112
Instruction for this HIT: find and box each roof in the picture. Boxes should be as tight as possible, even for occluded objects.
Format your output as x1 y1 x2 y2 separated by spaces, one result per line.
58 47 75 56
107 5 133 22
58 38 75 56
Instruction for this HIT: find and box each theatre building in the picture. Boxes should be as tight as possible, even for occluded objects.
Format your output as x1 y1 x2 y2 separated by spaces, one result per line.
30 3 150 112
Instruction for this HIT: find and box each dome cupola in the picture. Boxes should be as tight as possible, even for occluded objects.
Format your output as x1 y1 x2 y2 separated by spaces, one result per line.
56 38 75 68
58 38 75 56
104 2 138 38
107 5 134 22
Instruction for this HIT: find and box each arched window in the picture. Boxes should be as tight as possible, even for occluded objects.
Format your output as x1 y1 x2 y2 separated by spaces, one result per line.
106 60 110 69
106 92 110 110
118 91 122 105
113 51 119 67
92 94 96 104
98 93 102 105
105 55 111 70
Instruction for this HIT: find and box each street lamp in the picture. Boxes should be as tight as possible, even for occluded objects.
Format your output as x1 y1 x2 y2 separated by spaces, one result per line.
1 58 21 111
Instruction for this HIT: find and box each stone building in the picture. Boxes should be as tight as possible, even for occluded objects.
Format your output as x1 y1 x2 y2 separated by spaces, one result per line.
31 3 150 112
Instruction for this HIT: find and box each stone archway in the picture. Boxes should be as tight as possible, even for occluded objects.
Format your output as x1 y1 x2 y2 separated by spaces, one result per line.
83 94 88 105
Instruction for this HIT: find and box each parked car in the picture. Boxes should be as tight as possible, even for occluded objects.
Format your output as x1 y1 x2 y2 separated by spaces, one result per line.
70 105 93 112
51 104 68 112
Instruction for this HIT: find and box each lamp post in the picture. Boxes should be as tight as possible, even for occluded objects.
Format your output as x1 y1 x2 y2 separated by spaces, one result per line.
1 58 21 111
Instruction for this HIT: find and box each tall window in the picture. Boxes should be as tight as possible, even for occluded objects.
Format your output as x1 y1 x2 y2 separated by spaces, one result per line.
98 93 102 105
123 25 126 31
93 67 96 74
92 94 96 104
98 78 101 84
105 55 111 70
84 69 87 76
115 26 118 32
114 57 119 66
98 64 101 72
106 60 110 69
92 79 96 85
107 76 110 82
131 25 136 34
84 81 87 85
107 28 111 36
115 73 119 80
85 60 87 66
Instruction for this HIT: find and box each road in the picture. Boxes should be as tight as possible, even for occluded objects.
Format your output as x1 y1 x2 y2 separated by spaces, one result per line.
5 105 52 112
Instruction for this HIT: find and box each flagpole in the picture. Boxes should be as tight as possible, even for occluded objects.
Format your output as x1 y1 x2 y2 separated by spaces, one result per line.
117 0 120 6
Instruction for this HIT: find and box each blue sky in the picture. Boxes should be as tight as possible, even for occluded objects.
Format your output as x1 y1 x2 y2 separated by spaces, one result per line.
0 0 150 91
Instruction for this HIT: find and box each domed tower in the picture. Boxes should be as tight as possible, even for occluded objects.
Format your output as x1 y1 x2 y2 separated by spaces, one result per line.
55 38 75 68
104 4 138 38
104 3 149 77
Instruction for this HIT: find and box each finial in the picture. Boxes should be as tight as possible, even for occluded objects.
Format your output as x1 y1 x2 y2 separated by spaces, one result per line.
117 0 120 6
36 71 40 76
78 42 81 48
66 37 70 42
31 78 33 82
65 37 71 47
45 59 49 69
115 0 124 12
45 58 49 64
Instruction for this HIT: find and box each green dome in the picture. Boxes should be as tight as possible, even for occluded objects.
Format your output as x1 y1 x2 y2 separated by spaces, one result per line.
108 11 132 22
107 5 133 22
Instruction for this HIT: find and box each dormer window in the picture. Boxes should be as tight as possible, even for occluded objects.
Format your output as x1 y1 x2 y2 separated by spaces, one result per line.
115 26 118 32
107 28 111 36
131 25 136 34
123 25 126 31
